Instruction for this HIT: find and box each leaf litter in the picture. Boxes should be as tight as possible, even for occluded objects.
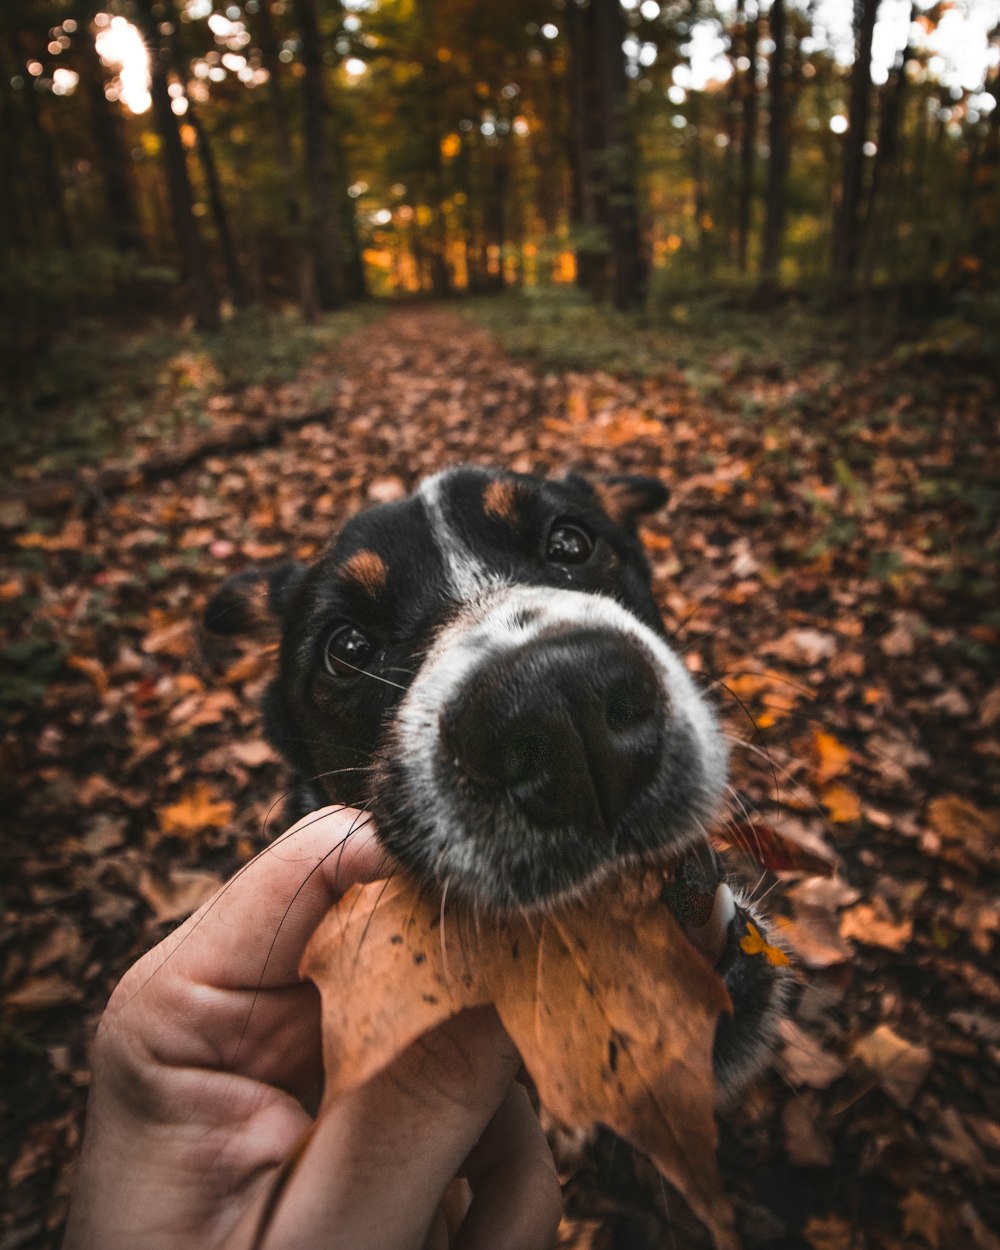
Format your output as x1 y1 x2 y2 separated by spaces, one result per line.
1 304 998 1248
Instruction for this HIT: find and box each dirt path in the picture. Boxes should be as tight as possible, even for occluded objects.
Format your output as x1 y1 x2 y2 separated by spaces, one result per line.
3 305 998 1250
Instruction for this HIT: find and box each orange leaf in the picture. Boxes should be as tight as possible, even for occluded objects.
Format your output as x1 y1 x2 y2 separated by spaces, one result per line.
812 730 851 784
157 782 234 839
821 783 862 824
303 869 739 1250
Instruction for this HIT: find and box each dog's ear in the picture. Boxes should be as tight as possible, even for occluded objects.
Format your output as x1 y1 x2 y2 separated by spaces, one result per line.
203 562 306 637
567 474 669 529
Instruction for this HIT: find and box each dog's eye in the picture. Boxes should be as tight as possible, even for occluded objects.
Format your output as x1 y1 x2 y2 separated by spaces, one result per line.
322 625 374 677
546 522 594 565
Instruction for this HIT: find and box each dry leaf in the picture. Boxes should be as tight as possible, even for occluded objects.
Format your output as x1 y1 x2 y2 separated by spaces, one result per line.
927 796 998 866
157 782 234 839
839 901 912 952
715 818 836 876
813 731 851 785
821 783 862 824
851 1024 932 1108
137 868 222 923
303 869 740 1250
763 628 836 667
779 1020 847 1089
5 974 84 1012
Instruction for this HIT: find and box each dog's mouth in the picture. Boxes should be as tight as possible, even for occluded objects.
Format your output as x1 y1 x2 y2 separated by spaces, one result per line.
656 838 741 971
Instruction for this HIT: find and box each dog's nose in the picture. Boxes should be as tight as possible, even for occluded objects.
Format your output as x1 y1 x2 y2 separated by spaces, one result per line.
441 630 664 830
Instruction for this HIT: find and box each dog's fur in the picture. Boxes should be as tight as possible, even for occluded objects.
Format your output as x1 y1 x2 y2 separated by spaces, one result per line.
206 466 787 1093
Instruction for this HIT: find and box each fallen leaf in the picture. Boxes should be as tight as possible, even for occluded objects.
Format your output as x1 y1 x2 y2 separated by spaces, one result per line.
65 654 110 696
763 628 836 667
839 900 912 952
157 782 234 839
141 618 194 657
783 1091 834 1167
813 731 852 784
779 1020 847 1089
927 795 998 866
229 738 276 767
900 1191 945 1249
303 869 739 1250
851 1024 932 1108
137 867 222 923
715 818 836 876
821 783 862 824
803 1213 854 1250
4 974 84 1012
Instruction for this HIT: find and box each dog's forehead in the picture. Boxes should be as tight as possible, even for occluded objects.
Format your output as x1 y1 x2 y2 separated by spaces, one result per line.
324 469 598 610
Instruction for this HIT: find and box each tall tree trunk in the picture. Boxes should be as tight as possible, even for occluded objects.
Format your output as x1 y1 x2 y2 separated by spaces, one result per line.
188 104 249 306
133 0 219 329
293 0 342 309
737 1 759 273
861 2 916 283
761 0 789 282
74 9 144 255
566 0 645 308
254 0 316 317
5 19 74 249
832 0 880 283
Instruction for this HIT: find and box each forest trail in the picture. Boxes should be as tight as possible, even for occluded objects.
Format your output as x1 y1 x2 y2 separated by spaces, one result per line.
3 303 999 1250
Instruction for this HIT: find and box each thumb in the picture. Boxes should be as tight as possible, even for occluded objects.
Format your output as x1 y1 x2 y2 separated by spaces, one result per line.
253 1007 522 1250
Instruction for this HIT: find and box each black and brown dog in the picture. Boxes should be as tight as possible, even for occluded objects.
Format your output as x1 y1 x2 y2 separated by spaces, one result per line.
206 465 787 1094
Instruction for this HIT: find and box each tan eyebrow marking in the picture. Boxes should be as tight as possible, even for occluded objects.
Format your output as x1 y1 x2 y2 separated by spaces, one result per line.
483 479 520 522
339 550 388 596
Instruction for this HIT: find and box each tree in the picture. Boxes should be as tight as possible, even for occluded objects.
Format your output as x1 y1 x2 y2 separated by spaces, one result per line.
133 0 219 330
293 0 343 309
566 0 645 308
832 0 880 283
761 0 789 283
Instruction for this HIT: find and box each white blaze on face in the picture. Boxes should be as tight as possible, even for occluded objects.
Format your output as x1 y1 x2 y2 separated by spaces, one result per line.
393 583 729 879
417 470 503 600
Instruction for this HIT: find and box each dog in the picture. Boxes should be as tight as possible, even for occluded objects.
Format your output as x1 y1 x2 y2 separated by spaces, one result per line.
205 465 787 1094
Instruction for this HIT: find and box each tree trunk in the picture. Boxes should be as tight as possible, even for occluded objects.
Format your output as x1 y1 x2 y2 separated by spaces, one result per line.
737 2 759 273
133 0 219 330
832 0 880 283
293 0 342 310
5 18 74 249
761 0 789 282
566 0 644 308
861 2 916 283
74 9 144 255
188 104 249 306
254 0 316 317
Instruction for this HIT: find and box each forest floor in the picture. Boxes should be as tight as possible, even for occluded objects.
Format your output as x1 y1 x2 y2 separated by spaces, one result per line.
1 297 998 1250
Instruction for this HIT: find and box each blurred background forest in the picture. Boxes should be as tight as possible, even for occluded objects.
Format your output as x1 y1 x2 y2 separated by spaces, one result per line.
4 0 1000 359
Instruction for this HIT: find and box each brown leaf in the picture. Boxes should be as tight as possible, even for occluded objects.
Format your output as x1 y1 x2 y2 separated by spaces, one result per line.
839 900 913 952
927 796 998 866
141 617 194 657
5 974 84 1013
137 867 222 924
763 628 836 667
714 818 836 876
779 1020 847 1089
851 1024 932 1108
900 1191 945 1250
229 738 276 767
303 870 739 1250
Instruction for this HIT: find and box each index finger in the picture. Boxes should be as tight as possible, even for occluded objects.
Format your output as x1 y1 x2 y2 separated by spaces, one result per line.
155 805 392 990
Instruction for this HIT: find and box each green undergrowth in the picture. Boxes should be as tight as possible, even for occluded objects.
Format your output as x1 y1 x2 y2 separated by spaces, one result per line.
1 302 382 478
462 280 1000 387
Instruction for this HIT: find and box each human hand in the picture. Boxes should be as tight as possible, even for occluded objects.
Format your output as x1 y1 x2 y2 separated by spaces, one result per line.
63 806 562 1250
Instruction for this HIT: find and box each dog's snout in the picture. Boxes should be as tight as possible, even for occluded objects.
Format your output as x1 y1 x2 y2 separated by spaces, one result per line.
441 630 663 831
